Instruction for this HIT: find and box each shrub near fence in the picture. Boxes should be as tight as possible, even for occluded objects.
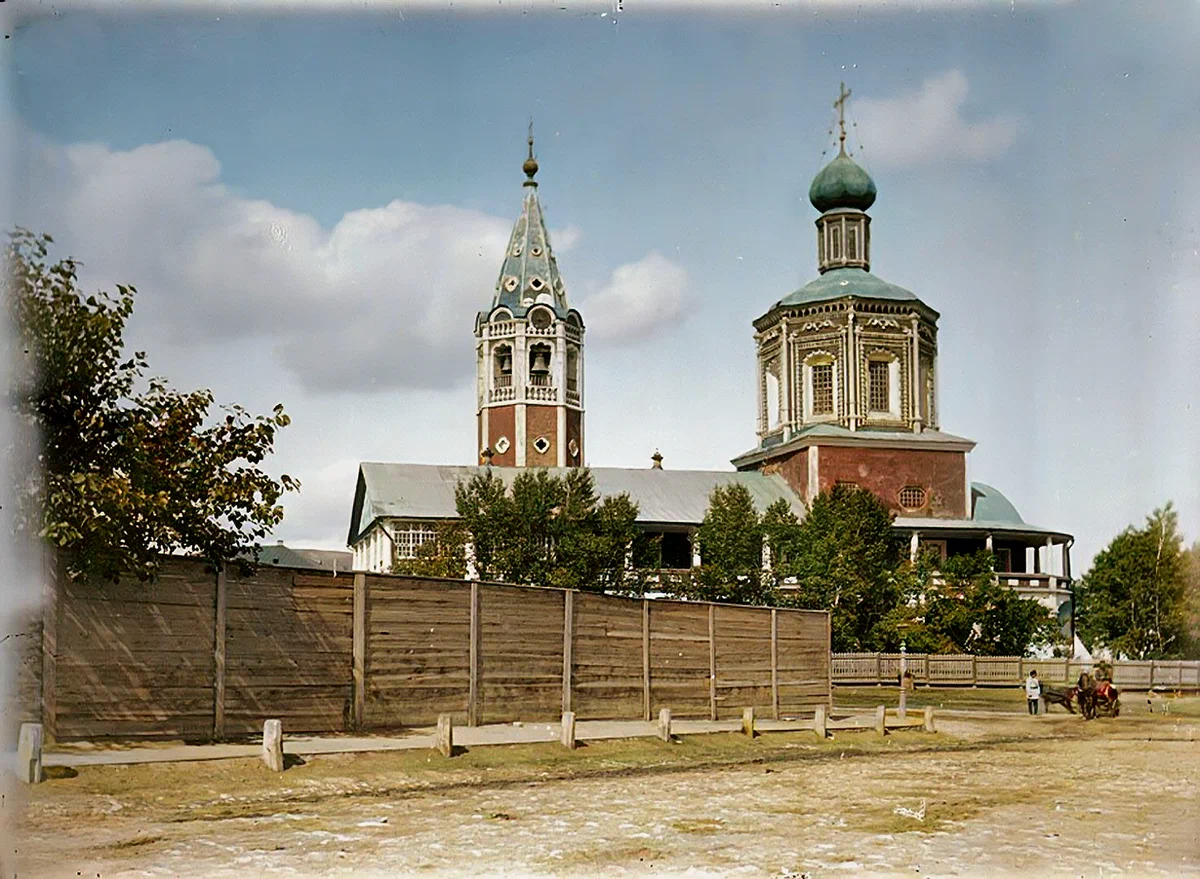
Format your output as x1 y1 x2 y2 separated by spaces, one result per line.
831 653 1200 690
21 555 831 741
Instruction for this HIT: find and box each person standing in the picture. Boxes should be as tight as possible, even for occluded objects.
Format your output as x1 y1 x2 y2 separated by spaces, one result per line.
1026 670 1042 715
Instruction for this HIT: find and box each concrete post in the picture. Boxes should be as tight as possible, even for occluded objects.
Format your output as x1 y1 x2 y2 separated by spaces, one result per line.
658 707 672 742
899 643 908 719
923 705 936 733
16 723 43 784
874 705 886 736
436 713 454 758
741 707 755 737
262 719 284 772
812 704 827 740
560 711 576 750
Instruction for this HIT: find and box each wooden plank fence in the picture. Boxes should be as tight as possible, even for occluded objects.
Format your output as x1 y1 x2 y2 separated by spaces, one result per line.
17 555 831 742
832 653 1200 690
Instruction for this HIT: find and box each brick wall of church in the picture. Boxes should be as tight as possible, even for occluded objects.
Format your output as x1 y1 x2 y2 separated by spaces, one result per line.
525 404 558 467
759 447 808 500
487 406 516 467
567 409 583 467
815 445 967 518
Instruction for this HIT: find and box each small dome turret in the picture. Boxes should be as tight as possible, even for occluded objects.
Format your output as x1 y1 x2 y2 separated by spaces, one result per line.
809 153 876 212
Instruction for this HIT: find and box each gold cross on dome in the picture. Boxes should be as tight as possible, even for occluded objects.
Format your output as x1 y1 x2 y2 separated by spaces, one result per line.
833 82 851 154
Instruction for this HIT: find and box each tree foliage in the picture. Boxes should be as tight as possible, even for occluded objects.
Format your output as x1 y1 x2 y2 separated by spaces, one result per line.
687 484 772 604
878 551 1059 656
392 520 468 580
7 229 298 581
776 483 903 651
448 467 639 591
1076 504 1190 660
1185 541 1200 659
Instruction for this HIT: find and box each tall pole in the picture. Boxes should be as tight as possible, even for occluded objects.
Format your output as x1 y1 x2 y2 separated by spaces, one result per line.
899 641 908 720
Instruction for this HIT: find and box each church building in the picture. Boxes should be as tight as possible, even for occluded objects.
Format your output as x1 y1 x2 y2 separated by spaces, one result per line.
347 92 1073 621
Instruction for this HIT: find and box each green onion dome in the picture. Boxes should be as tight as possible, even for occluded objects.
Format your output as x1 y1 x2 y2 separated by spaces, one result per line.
808 152 877 212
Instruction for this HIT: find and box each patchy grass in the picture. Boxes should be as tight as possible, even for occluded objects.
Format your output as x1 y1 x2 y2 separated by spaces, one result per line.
834 685 1029 712
834 686 1200 718
98 833 164 851
33 730 960 825
552 842 670 870
670 817 725 834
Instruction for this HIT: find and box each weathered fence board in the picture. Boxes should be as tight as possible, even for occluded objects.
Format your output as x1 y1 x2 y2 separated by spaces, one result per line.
570 592 643 720
28 555 832 740
365 577 471 728
223 565 354 736
479 584 565 723
52 559 216 741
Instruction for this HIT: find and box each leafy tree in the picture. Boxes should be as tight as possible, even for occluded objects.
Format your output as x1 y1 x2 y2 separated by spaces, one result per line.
450 467 639 591
780 483 903 651
1184 541 1200 659
689 483 770 604
7 229 297 581
453 469 508 580
392 520 467 579
901 551 1057 655
1077 504 1190 659
762 497 803 575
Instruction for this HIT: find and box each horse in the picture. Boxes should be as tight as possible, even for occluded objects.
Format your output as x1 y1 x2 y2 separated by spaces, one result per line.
1074 671 1121 719
1041 684 1077 714
1075 671 1098 719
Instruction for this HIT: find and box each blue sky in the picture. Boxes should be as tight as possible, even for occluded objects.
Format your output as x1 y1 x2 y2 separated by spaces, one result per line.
3 1 1198 568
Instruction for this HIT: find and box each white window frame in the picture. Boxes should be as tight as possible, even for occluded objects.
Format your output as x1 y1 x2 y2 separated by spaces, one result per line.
803 352 839 422
866 351 902 419
389 520 437 561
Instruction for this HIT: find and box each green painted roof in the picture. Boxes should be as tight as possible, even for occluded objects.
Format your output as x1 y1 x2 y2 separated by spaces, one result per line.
485 173 570 320
777 267 926 309
809 152 877 212
971 482 1025 525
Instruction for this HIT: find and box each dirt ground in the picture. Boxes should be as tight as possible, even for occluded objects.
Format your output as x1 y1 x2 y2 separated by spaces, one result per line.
8 694 1200 878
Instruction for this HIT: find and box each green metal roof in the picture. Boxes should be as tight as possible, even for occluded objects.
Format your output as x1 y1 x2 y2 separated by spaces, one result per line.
484 170 570 320
809 152 877 212
777 267 929 310
971 482 1025 525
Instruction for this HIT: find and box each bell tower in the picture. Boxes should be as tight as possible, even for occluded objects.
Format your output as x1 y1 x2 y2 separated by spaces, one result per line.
475 127 585 468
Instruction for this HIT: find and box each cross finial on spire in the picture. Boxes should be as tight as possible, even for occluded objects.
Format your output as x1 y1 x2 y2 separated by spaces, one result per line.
523 117 539 184
833 81 851 155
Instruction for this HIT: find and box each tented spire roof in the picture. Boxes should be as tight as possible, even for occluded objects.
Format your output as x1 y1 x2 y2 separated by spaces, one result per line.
488 131 570 318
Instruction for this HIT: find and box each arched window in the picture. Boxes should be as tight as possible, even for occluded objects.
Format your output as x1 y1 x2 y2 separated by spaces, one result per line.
566 345 580 396
830 226 842 261
803 353 837 419
846 226 858 261
868 359 889 411
866 351 901 418
493 344 513 387
528 342 552 387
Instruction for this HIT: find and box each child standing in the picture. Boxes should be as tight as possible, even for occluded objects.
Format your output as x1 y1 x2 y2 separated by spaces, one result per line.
1025 670 1041 715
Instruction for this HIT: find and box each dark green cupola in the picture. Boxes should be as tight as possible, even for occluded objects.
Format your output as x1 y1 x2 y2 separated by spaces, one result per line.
808 152 877 212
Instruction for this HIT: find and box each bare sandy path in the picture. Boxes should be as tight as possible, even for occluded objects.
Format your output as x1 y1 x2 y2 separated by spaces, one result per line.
13 715 1200 878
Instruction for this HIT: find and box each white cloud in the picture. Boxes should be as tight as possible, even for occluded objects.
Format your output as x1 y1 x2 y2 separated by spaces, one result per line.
12 135 675 392
271 456 362 549
854 70 1022 170
578 251 691 342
